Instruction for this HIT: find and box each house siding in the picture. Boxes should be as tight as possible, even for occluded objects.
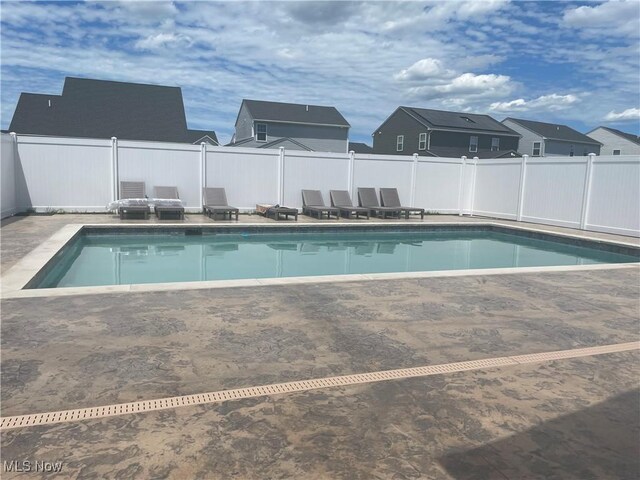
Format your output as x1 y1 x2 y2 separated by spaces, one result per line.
259 122 348 153
544 140 600 156
234 104 348 153
587 128 640 155
372 109 428 155
235 103 253 140
502 119 544 156
373 109 519 156
502 119 601 156
429 130 519 154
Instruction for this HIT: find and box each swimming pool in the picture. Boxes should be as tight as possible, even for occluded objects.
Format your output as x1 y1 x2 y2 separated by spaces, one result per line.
28 225 639 289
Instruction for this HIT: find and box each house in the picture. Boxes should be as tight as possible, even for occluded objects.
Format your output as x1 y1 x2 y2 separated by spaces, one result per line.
371 107 521 158
8 77 218 145
586 126 640 156
348 142 373 154
228 99 350 153
502 118 600 157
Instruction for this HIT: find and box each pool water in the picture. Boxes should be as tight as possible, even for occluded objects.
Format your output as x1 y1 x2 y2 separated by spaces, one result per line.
32 229 638 289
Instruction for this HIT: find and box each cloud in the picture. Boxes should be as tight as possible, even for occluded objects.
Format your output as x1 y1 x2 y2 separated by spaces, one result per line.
393 58 454 81
407 73 514 102
1 0 638 143
134 32 192 50
604 108 640 122
563 0 640 38
490 94 580 112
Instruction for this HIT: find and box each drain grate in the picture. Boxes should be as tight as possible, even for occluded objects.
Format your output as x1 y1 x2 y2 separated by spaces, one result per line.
1 341 637 431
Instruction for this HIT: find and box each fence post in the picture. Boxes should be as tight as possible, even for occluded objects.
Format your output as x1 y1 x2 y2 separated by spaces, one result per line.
278 147 285 205
9 132 18 211
348 150 355 200
516 154 528 221
458 156 466 216
580 153 595 230
200 142 207 211
469 157 478 216
110 137 118 200
410 153 418 206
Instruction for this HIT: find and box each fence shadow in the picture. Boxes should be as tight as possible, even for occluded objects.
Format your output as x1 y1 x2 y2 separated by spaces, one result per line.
438 389 640 480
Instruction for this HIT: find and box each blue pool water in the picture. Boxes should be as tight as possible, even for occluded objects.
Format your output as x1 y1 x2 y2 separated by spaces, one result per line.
31 228 638 288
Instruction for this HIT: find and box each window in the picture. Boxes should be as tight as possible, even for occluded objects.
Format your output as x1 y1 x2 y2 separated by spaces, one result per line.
396 135 404 152
491 137 500 151
583 148 588 156
613 149 621 155
418 133 427 150
469 136 478 153
532 142 541 156
255 123 267 142
569 145 574 157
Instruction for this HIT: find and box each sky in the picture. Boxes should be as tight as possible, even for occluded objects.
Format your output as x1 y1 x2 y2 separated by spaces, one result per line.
1 0 639 145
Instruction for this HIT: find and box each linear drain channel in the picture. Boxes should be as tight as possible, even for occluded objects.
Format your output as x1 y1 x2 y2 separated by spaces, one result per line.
1 341 638 431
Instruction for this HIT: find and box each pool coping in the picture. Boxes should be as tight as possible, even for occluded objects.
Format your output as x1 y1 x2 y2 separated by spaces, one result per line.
2 221 639 299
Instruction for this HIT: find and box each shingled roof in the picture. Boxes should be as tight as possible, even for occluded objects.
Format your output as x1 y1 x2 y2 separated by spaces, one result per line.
504 117 600 144
240 99 350 127
594 126 640 145
9 77 217 144
400 107 520 135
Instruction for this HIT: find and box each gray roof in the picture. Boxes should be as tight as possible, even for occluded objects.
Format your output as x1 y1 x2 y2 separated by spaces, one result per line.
186 129 219 145
241 99 350 127
9 77 217 144
348 142 373 153
227 136 314 151
401 107 519 135
504 117 600 145
595 126 640 145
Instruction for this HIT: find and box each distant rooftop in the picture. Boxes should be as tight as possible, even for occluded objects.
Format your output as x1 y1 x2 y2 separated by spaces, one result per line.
240 99 350 127
401 107 520 135
591 126 640 145
505 117 601 145
9 77 216 144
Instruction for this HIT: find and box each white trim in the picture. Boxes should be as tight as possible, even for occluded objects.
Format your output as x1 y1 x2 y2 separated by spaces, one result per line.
532 141 542 156
396 135 404 152
469 136 478 153
418 132 427 150
255 123 267 142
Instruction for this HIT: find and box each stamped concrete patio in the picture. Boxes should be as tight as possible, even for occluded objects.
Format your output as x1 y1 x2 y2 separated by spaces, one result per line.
1 213 639 479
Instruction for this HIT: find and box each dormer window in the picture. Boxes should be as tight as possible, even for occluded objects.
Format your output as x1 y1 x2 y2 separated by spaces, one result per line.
256 123 267 142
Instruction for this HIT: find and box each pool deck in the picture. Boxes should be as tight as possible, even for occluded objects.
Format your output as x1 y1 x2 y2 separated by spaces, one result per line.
1 213 639 479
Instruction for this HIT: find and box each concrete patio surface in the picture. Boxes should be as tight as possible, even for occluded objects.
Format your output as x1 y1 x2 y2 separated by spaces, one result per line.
1 213 639 479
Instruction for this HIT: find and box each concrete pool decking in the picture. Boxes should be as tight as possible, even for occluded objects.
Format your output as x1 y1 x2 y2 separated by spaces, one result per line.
1 213 639 479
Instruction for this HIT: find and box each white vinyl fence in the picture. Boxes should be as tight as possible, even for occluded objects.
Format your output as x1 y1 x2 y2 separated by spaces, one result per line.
1 133 638 237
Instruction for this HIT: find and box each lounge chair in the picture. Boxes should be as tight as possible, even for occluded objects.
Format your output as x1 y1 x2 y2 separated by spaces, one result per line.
153 186 185 220
380 188 425 220
119 181 150 219
301 190 339 220
357 187 401 219
330 190 370 219
203 188 239 220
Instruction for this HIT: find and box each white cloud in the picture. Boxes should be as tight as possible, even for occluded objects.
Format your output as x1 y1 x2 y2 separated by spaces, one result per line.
134 32 192 50
1 0 638 142
490 94 580 112
604 108 640 121
408 73 513 102
393 58 453 81
563 0 640 37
